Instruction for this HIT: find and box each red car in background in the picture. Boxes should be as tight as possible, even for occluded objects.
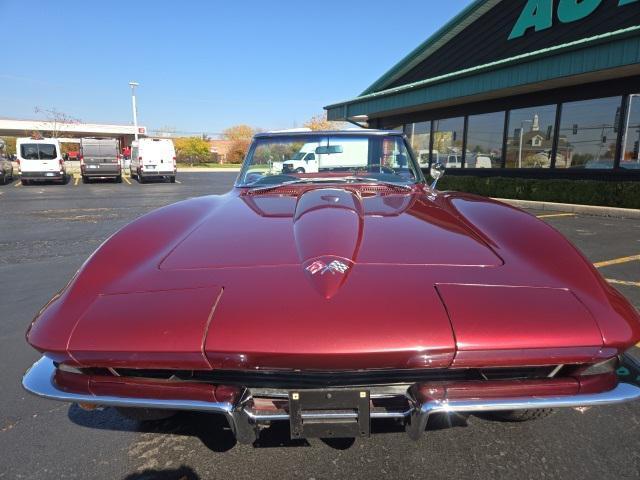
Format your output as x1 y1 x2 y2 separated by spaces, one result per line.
23 130 640 444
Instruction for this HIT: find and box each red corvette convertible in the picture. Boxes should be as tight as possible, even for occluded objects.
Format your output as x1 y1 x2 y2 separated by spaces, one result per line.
24 130 640 443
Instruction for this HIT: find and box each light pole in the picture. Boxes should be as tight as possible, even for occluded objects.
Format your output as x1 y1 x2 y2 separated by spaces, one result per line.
517 120 533 168
129 81 140 142
621 94 638 162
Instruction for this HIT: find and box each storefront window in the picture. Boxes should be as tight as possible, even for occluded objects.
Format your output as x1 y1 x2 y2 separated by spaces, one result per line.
466 111 505 168
506 105 557 168
622 94 640 170
432 117 464 168
558 96 621 169
404 122 431 166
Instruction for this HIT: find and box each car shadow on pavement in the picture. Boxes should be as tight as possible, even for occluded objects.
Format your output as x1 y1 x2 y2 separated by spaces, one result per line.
68 404 470 453
122 465 199 480
68 406 237 452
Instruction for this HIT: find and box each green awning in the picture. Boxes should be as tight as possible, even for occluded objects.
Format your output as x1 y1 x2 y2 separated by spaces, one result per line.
326 27 640 122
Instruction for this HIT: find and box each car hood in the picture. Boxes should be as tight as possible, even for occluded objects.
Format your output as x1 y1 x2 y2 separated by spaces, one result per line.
160 187 502 271
28 186 638 371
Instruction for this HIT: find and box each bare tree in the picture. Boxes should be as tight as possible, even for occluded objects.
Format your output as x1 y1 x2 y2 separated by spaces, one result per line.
33 107 82 138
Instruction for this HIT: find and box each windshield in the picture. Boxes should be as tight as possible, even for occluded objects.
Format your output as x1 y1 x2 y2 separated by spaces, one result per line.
237 135 422 187
82 143 118 158
20 143 57 160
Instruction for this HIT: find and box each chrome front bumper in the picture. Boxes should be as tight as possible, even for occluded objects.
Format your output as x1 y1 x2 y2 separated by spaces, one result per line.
23 357 640 444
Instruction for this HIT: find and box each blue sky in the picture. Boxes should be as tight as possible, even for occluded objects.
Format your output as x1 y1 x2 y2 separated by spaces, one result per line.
0 0 472 135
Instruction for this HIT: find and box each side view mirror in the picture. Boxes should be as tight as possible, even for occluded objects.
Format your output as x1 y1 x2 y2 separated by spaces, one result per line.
430 162 445 190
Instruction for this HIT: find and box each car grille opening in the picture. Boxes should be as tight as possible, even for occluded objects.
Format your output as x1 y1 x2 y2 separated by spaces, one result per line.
101 366 560 389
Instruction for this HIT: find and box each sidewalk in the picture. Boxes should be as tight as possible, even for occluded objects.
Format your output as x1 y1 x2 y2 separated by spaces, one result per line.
495 198 640 219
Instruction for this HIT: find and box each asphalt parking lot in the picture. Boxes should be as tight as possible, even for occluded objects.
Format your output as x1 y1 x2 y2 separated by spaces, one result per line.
1 172 639 480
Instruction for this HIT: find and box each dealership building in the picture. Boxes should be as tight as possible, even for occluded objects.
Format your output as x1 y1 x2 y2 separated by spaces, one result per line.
326 0 640 180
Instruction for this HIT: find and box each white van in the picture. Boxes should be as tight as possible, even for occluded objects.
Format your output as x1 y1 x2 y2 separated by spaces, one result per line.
475 155 493 168
281 138 369 174
16 137 67 185
445 154 462 168
130 138 177 183
415 149 441 167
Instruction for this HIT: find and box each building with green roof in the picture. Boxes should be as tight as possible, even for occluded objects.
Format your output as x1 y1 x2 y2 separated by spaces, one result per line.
326 0 640 180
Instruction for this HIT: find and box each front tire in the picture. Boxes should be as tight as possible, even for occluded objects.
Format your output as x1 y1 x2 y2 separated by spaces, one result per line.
116 175 122 183
295 168 305 174
138 171 145 184
487 409 554 422
82 175 90 184
21 179 29 186
169 176 176 183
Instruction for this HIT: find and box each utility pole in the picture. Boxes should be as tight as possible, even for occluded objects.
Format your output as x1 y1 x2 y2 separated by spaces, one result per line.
129 82 140 142
621 94 638 161
518 120 533 168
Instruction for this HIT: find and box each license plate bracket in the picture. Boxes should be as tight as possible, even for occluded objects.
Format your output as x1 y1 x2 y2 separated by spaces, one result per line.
288 389 370 440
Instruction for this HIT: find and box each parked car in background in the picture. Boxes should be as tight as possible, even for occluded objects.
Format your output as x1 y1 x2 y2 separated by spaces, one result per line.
0 139 13 185
130 138 176 183
0 155 14 184
80 138 122 183
475 155 493 168
16 137 67 185
445 154 462 168
23 130 640 445
416 149 430 167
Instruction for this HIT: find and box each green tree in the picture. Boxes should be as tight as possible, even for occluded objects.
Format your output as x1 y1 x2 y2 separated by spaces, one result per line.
174 137 211 166
223 125 255 142
223 125 257 164
304 112 348 131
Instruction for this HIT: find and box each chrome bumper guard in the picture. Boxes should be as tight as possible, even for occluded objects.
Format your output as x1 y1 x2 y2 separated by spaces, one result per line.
23 357 640 444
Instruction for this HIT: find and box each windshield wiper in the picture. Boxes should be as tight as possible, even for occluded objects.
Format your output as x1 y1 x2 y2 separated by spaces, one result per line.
246 179 316 193
246 177 414 193
342 176 414 191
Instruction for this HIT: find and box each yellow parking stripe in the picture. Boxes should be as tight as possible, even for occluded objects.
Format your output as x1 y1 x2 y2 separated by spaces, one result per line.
536 213 576 219
606 279 640 288
74 176 79 186
13 180 21 187
123 176 131 185
594 255 640 269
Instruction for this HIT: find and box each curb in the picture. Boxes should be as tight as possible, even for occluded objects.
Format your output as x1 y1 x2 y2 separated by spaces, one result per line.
494 198 640 219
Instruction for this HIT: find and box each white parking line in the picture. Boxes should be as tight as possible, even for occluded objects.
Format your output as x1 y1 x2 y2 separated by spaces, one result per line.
13 180 21 187
536 213 576 219
606 279 640 288
594 255 640 269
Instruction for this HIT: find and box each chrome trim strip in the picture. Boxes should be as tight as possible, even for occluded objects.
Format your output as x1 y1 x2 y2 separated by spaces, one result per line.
246 409 412 422
22 356 640 444
425 383 640 415
406 383 640 439
22 357 235 415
